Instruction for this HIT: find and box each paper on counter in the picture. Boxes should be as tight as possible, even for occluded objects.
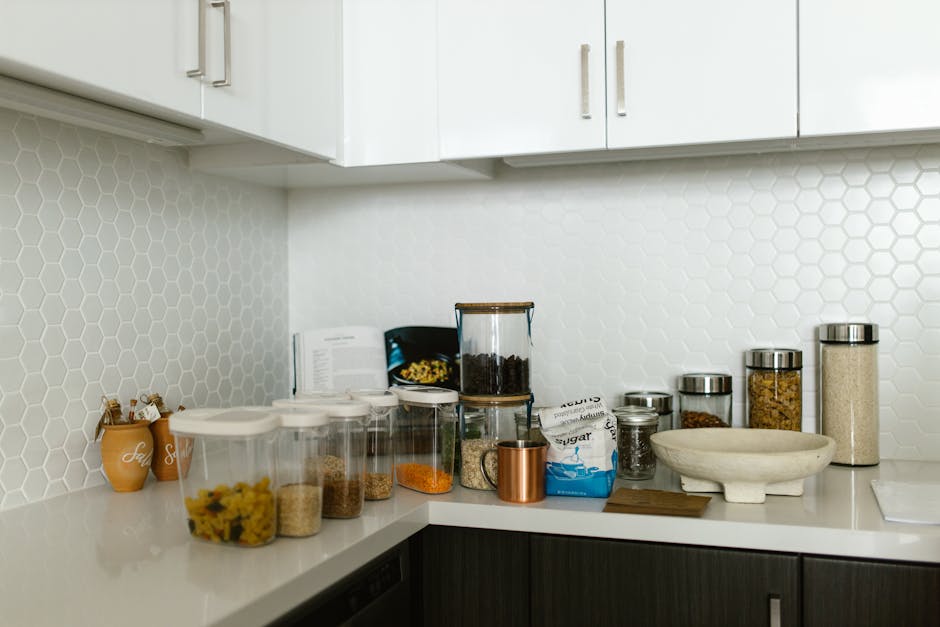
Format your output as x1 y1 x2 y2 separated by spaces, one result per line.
871 480 940 525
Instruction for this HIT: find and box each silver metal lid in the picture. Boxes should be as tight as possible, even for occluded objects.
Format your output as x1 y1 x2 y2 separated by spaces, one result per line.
622 391 673 414
745 348 803 369
819 323 879 344
677 373 732 394
615 409 658 425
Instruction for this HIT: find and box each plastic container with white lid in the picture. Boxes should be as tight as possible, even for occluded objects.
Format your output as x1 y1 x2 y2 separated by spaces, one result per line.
301 400 371 518
294 390 350 400
348 390 398 500
271 406 330 537
391 386 458 494
169 408 279 547
272 393 349 409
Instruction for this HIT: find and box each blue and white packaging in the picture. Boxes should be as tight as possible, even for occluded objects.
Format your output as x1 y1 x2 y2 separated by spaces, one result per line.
540 397 618 498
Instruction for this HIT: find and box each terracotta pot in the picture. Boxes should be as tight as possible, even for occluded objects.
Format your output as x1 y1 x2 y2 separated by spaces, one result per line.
101 421 153 492
149 417 193 481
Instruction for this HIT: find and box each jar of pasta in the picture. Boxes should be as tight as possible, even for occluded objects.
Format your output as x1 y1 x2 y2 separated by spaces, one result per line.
745 348 802 431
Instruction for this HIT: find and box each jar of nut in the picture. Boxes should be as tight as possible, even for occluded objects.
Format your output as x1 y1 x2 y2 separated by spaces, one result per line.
677 373 732 428
745 349 802 431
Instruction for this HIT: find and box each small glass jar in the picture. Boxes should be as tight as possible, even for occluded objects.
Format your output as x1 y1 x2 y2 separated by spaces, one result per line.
308 400 370 519
273 406 329 537
349 389 398 500
745 348 802 431
392 386 458 494
677 373 732 428
620 391 674 433
614 407 659 480
514 406 548 445
459 394 530 490
819 323 879 466
455 302 534 395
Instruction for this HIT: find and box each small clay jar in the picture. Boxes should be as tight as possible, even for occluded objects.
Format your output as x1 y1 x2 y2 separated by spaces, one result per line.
101 421 153 492
149 417 193 481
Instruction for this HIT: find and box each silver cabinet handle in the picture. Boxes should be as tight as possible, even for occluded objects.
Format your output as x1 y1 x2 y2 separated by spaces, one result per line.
580 43 591 119
616 40 626 116
186 0 206 77
769 595 781 627
211 0 231 87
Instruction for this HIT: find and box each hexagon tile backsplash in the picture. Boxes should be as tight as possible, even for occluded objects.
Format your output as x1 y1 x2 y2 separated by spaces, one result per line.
290 145 940 461
0 109 289 510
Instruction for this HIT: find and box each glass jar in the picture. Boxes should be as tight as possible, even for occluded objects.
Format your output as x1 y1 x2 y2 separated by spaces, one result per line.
677 373 732 428
455 302 534 395
620 391 674 433
308 400 370 519
392 386 458 493
349 389 398 500
514 406 548 445
169 408 279 547
745 348 802 431
819 323 879 466
459 394 530 490
273 406 329 537
614 407 659 480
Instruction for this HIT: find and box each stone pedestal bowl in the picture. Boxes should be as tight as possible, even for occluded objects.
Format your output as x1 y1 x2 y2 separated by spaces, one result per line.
650 428 836 503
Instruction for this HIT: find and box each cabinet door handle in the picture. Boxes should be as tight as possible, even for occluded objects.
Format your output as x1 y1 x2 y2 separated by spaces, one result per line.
211 0 232 87
580 43 591 119
769 595 781 627
186 0 207 77
616 40 626 116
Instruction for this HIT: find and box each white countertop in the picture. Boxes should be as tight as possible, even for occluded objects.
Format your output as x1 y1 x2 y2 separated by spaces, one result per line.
2 460 940 627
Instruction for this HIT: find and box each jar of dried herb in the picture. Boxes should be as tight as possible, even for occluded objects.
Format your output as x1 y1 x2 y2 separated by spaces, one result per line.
745 348 802 431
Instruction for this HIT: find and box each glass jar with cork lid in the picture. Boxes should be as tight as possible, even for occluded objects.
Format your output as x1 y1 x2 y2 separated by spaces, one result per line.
459 393 531 490
455 302 534 395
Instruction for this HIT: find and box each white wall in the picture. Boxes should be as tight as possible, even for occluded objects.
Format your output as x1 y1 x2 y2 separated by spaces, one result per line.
0 109 290 510
290 146 940 461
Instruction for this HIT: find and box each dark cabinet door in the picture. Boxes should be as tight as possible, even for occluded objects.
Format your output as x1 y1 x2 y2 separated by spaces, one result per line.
530 534 800 627
420 525 530 627
803 555 940 627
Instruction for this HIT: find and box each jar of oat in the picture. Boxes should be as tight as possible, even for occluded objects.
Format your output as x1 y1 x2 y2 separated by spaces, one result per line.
459 394 530 490
677 373 732 428
819 323 879 466
349 389 398 500
620 391 674 433
745 349 802 431
273 406 329 537
306 400 370 518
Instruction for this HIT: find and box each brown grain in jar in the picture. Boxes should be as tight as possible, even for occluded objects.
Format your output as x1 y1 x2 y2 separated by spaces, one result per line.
745 349 802 431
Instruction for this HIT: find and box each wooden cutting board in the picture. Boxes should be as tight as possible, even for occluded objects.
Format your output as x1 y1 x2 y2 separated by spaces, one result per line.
603 488 711 517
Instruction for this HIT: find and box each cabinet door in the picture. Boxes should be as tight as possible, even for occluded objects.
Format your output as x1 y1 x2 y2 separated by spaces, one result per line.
606 0 797 149
421 525 529 627
803 556 940 627
531 535 800 627
0 0 200 118
437 0 606 159
800 0 940 136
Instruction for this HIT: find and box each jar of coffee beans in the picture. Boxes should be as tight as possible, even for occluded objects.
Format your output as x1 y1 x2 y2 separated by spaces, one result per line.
455 302 534 395
677 373 732 428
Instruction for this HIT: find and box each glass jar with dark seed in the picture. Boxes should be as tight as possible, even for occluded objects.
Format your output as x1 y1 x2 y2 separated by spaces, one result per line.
614 407 659 480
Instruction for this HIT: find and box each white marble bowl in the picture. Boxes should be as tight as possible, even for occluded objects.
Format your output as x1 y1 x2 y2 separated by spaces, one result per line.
650 428 836 503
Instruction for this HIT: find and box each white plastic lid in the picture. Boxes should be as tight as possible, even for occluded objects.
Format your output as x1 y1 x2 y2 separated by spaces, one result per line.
391 385 459 404
301 399 371 419
169 408 280 437
273 406 330 428
348 389 399 407
272 395 346 408
295 390 350 400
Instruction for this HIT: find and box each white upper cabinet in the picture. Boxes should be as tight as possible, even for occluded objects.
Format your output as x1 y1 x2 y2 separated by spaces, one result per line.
606 0 798 149
437 0 607 160
800 0 940 136
0 0 201 118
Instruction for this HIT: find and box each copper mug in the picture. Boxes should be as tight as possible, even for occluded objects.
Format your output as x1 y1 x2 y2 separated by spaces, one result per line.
481 440 547 503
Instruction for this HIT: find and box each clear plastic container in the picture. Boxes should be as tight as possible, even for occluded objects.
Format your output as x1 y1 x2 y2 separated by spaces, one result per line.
621 391 674 433
745 348 802 431
455 302 534 395
458 394 530 490
614 407 659 480
391 386 458 494
272 406 329 537
169 408 279 547
514 406 548 445
272 392 349 409
349 389 398 500
307 400 370 518
677 373 732 428
819 323 879 466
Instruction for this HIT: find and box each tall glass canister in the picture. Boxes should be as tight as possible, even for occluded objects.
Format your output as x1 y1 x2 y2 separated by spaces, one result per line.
459 394 531 490
819 323 879 466
455 302 534 395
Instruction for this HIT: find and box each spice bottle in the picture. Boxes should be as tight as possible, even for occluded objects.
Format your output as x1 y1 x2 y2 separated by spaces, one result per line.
459 394 530 490
677 373 732 428
819 323 879 466
349 389 399 501
391 386 458 494
745 349 802 431
455 302 534 395
621 391 674 433
306 400 370 518
614 407 659 480
273 406 329 537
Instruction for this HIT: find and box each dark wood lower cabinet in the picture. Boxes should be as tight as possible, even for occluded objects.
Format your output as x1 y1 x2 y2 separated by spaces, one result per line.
803 555 940 627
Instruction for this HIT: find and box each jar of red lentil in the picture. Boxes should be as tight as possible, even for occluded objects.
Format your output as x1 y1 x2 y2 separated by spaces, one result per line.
391 386 458 494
